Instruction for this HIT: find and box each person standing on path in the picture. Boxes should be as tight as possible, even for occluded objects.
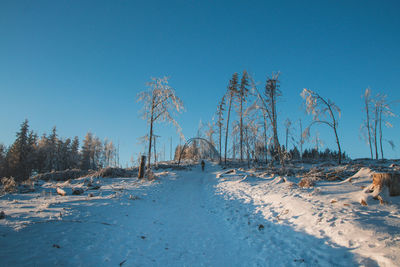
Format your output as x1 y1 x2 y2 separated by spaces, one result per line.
201 160 205 171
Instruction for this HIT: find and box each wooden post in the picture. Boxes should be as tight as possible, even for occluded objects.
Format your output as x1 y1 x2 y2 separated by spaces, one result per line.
138 155 146 179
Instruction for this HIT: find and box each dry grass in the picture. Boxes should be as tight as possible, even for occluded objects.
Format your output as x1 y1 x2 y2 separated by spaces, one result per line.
298 177 315 188
1 177 18 193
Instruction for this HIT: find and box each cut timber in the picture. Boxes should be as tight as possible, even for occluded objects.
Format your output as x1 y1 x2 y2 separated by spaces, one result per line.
56 187 66 196
372 172 400 197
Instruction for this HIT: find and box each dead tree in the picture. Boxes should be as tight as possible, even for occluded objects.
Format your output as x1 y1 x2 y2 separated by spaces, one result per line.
362 88 374 159
251 76 269 164
301 89 342 164
284 118 293 152
372 93 396 159
299 119 305 160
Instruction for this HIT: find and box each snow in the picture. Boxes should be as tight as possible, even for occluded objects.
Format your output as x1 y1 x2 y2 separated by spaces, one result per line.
0 162 399 266
216 164 400 266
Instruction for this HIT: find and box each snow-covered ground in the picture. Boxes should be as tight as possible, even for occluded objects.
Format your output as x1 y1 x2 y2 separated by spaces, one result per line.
0 162 399 266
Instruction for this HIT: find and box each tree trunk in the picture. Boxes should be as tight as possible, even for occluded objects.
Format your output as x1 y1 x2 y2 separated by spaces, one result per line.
365 97 373 159
153 136 157 165
285 128 288 152
299 119 303 160
333 125 342 164
219 124 222 164
270 86 283 166
263 114 268 164
379 107 384 159
138 155 146 178
147 98 155 172
374 106 379 160
240 97 243 162
224 95 233 165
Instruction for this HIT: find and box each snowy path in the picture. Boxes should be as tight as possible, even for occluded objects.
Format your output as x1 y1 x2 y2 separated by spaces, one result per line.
1 165 361 266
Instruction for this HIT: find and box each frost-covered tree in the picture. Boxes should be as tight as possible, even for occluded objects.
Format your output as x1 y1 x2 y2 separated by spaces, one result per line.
254 73 283 165
298 119 305 160
284 118 294 152
103 139 116 168
137 77 184 173
265 74 283 164
216 96 225 164
231 121 239 160
301 89 342 164
251 76 269 164
204 121 216 158
224 73 239 165
312 131 324 152
361 88 374 159
372 93 396 159
237 70 250 162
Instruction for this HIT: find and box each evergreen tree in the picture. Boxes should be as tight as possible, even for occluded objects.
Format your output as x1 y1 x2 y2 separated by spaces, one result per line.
0 144 7 178
70 136 80 169
81 132 93 170
45 126 58 171
6 119 32 181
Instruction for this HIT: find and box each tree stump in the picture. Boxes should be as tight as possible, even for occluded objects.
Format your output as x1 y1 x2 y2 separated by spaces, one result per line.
138 155 146 179
56 187 66 196
372 172 400 197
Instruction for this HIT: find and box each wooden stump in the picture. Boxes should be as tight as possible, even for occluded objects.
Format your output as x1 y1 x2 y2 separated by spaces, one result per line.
372 172 400 197
56 187 66 196
138 155 146 179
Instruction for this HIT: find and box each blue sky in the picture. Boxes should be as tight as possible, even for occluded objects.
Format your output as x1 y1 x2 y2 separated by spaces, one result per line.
1 0 399 165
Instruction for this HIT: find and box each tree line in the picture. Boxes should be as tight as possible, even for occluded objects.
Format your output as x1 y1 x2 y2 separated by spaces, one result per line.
0 119 118 181
180 72 397 166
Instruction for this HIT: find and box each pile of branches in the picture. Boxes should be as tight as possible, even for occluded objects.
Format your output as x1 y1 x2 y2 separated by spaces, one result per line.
82 167 138 179
32 169 89 181
302 167 357 182
32 167 141 181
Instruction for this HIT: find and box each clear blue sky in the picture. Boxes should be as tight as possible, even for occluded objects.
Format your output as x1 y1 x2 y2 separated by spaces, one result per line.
1 0 399 165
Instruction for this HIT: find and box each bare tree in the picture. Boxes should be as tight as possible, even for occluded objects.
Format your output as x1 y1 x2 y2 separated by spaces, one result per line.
224 73 239 165
284 118 293 152
362 88 374 159
301 88 342 164
205 121 216 158
251 76 270 164
312 131 324 152
137 77 184 174
242 102 260 167
372 93 396 159
298 118 305 160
